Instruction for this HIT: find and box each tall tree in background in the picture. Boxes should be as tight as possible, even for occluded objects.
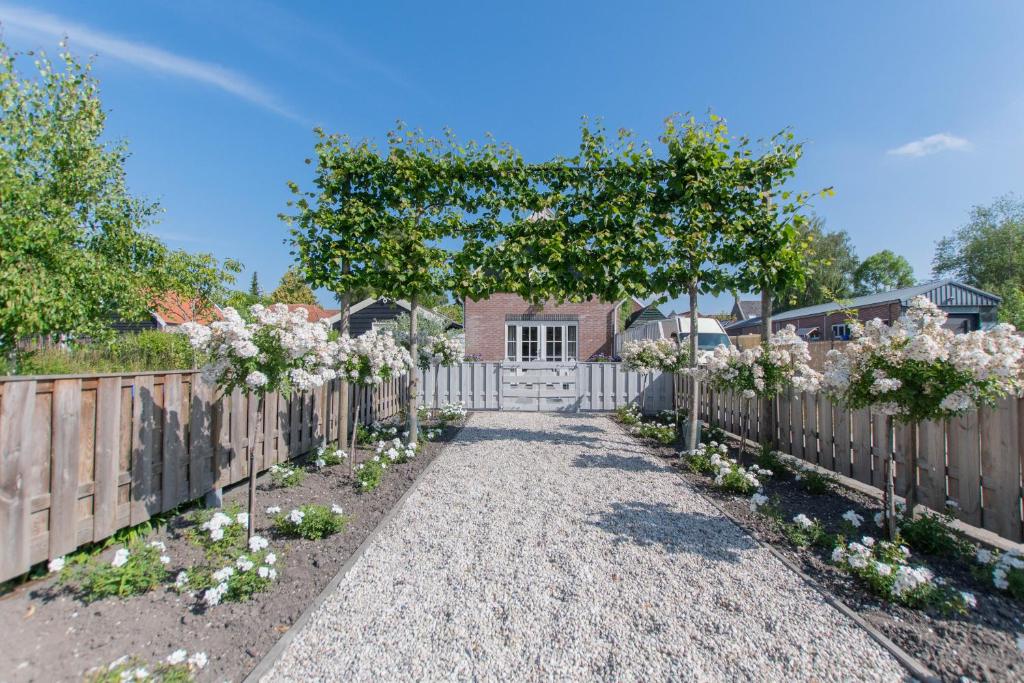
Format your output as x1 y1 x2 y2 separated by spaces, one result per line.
0 40 164 365
249 271 262 297
933 194 1024 327
853 250 914 294
270 266 319 305
151 250 242 321
776 215 858 310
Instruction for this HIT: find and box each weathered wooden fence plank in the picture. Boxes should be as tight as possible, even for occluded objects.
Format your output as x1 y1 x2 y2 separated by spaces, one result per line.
947 411 982 527
979 399 1021 540
93 377 121 541
0 381 36 579
188 377 214 499
817 393 834 469
918 419 947 512
851 408 872 486
130 376 157 525
49 379 82 558
161 374 185 513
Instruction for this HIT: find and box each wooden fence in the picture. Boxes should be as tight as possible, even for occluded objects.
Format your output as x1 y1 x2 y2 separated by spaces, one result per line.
0 371 406 583
680 378 1024 542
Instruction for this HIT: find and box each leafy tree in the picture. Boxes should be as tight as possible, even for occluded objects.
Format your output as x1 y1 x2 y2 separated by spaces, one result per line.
853 250 914 295
0 40 163 364
933 194 1024 325
150 250 242 321
270 266 319 305
434 301 464 324
777 215 858 309
653 114 741 449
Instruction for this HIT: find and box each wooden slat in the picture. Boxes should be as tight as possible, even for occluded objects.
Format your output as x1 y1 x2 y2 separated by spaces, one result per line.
188 376 214 499
850 408 872 486
893 422 913 502
230 388 246 481
0 381 36 579
979 399 1022 540
790 392 804 460
917 419 947 512
130 375 156 525
870 412 891 490
262 391 277 469
93 377 121 540
161 374 185 512
833 407 852 477
817 394 834 470
50 379 82 557
947 410 982 527
213 388 231 488
803 391 818 464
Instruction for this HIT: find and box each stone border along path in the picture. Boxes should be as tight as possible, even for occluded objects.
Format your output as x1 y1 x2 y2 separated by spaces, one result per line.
259 411 907 682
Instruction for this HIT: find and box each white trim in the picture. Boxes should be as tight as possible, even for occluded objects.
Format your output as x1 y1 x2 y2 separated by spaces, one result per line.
505 321 578 362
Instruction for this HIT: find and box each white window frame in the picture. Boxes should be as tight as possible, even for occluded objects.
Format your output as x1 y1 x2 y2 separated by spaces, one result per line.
831 323 850 340
505 322 578 362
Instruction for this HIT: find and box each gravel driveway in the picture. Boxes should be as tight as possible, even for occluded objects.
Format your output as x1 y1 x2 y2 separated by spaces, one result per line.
261 411 906 682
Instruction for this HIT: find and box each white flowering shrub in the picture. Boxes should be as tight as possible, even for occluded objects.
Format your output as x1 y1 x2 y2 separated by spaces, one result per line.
355 457 386 491
419 334 464 370
632 421 676 444
357 421 400 445
268 463 305 488
335 329 414 386
313 443 346 468
89 650 207 682
374 437 418 464
182 304 337 396
437 401 467 423
621 339 689 374
699 325 821 399
59 539 169 603
188 504 250 560
898 510 972 558
974 547 1024 600
681 441 727 474
823 296 1024 422
832 536 974 613
190 546 278 607
615 402 642 425
709 450 771 495
273 504 348 540
783 513 830 548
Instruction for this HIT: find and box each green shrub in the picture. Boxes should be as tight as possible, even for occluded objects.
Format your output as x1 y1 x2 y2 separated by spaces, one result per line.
755 444 788 476
60 539 169 602
682 442 726 475
973 547 1024 600
269 463 305 488
700 425 728 446
615 403 641 425
87 652 207 683
313 444 346 468
187 503 249 561
17 331 201 376
634 422 676 445
797 468 834 495
783 514 833 548
355 458 386 492
273 504 348 540
899 512 973 559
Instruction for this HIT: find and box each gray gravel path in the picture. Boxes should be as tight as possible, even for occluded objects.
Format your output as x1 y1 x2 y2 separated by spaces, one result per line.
262 411 906 682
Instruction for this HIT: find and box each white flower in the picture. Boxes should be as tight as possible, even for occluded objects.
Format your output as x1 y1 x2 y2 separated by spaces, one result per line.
749 493 768 512
792 514 813 529
236 512 250 528
210 528 225 541
841 510 864 528
175 571 189 588
111 548 130 568
149 541 167 552
331 504 344 515
874 561 893 577
249 535 269 552
315 458 326 468
203 582 228 607
245 370 268 388
266 506 281 514
187 652 208 670
166 650 187 665
159 555 171 565
236 557 255 572
976 548 993 565
212 566 235 583
287 509 305 524
48 557 65 573
264 552 277 565
960 591 977 609
258 566 271 578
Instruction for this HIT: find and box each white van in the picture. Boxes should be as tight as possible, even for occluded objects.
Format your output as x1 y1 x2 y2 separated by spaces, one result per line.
662 316 732 351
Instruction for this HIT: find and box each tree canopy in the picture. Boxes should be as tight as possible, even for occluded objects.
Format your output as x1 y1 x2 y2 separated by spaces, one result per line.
270 266 319 305
776 215 858 310
853 250 915 295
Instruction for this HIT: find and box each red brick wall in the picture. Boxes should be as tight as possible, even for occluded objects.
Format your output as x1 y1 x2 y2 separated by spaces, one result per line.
740 301 904 340
464 294 619 361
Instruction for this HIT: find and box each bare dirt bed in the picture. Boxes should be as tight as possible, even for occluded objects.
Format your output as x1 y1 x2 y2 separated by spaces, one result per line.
0 420 463 683
625 418 1024 683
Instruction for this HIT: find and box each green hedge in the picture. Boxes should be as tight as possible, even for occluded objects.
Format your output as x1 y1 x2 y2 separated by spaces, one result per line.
14 331 203 376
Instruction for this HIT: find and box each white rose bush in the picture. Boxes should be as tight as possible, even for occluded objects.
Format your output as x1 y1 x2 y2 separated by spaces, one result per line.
622 339 689 415
823 296 1024 538
421 334 464 417
183 304 338 539
697 325 821 449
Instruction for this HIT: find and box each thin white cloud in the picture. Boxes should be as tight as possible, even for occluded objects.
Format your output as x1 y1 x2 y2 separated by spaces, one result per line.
886 132 972 158
0 4 304 123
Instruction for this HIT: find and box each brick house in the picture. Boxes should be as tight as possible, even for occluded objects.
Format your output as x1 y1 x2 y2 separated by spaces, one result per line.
464 294 642 362
724 280 1001 340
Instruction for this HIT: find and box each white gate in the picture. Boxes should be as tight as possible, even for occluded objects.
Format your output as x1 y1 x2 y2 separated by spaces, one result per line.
417 362 673 413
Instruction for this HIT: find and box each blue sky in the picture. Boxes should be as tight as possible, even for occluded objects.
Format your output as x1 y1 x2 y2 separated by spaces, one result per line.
3 1 1023 314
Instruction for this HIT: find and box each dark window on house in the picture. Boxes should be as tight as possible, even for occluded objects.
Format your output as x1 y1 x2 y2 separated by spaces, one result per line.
545 325 564 361
567 325 577 359
831 323 850 340
506 325 517 360
520 325 539 361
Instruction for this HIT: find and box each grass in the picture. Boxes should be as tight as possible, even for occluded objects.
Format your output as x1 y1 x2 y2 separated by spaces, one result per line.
13 331 203 376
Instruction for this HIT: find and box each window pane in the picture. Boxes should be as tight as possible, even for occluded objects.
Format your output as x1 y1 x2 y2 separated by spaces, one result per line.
507 325 517 360
521 325 539 361
567 325 577 359
545 325 563 361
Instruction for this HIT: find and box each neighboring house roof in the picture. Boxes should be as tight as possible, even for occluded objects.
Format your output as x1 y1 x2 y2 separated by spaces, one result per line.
725 280 1001 332
626 303 667 330
734 299 762 321
285 303 340 322
331 298 461 329
150 291 223 326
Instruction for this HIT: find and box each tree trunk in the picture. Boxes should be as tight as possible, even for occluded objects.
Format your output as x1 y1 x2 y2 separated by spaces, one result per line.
686 280 700 451
350 394 361 475
246 394 265 542
408 295 420 440
761 286 776 448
